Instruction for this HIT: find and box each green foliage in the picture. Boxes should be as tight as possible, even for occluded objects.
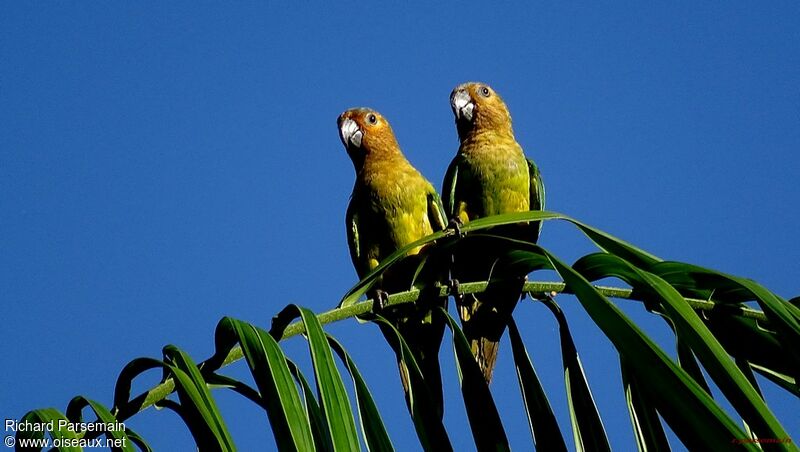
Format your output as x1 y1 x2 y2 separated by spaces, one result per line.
370 315 451 450
437 307 509 451
507 318 568 451
18 211 800 451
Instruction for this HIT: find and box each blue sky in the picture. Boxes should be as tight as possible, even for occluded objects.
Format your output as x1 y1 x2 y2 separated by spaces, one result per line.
2 2 798 450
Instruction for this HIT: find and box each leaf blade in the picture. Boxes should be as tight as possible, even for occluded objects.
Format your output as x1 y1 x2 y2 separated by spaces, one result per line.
508 318 568 451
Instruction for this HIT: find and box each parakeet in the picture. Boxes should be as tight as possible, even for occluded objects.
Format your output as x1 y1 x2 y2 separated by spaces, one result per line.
339 107 448 411
442 82 545 383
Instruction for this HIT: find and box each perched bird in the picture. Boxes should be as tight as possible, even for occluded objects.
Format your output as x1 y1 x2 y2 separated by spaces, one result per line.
339 107 448 411
442 82 545 383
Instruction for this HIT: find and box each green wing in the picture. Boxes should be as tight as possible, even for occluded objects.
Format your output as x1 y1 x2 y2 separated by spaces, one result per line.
527 158 545 242
527 158 545 212
345 200 363 276
427 189 447 232
441 155 461 219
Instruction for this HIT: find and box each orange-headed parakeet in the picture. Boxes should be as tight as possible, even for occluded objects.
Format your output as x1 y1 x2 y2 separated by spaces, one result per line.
339 107 448 410
442 82 545 383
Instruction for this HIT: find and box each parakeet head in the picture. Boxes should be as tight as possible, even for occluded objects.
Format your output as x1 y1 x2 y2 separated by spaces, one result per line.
450 82 514 140
338 108 400 166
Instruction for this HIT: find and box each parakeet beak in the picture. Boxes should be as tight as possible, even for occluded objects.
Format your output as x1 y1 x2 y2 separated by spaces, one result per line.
451 89 474 122
339 118 363 148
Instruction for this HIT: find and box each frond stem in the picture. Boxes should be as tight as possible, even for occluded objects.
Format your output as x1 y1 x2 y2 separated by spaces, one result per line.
115 279 768 421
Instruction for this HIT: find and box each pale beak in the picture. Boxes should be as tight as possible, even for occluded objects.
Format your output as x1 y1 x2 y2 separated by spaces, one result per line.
451 89 474 122
339 118 363 148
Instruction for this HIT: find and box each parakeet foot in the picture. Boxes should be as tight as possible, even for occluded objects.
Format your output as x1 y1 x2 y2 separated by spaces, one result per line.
447 278 464 304
447 218 465 237
371 289 390 312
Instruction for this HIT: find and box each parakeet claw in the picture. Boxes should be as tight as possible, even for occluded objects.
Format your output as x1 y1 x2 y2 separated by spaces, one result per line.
447 278 464 303
447 218 465 237
447 278 460 295
371 289 390 311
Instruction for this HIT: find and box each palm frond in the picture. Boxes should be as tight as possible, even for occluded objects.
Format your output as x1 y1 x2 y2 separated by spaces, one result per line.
18 212 799 451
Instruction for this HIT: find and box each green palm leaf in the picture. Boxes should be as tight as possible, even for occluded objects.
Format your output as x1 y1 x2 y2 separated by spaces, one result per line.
328 335 394 452
508 318 568 451
18 211 798 452
162 345 236 451
620 358 671 451
575 253 792 442
539 295 610 452
370 315 453 451
436 306 509 451
212 317 315 451
271 305 361 452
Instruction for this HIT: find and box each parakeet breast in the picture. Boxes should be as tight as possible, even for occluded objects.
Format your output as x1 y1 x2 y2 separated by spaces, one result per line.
459 133 530 219
354 158 435 267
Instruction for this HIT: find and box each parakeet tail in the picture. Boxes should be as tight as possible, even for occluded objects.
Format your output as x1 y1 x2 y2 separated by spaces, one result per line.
398 303 446 412
458 279 524 383
378 292 447 419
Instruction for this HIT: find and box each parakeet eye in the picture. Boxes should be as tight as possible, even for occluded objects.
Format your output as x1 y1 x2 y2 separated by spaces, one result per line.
479 86 491 97
366 113 378 125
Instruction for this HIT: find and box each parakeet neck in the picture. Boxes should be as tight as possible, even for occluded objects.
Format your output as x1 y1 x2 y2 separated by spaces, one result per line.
458 119 515 143
356 146 408 177
458 128 518 155
456 120 473 142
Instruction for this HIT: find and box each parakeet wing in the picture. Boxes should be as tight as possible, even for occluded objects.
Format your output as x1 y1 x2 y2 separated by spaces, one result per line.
345 201 363 276
441 155 462 219
427 190 447 232
527 158 545 242
527 158 545 212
